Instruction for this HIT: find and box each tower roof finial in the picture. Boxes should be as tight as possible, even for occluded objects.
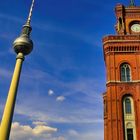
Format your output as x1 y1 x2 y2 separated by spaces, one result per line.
26 0 35 26
130 0 135 6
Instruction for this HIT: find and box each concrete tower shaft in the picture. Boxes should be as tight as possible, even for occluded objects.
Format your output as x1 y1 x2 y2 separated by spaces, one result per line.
0 1 35 140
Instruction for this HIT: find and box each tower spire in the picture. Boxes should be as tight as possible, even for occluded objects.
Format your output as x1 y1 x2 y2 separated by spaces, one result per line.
26 0 35 26
130 0 135 6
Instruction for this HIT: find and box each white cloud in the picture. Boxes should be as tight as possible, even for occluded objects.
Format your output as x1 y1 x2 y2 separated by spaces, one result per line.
51 136 66 140
68 129 79 136
48 89 54 96
56 96 66 102
12 121 57 134
57 136 66 140
10 121 103 140
10 122 59 140
32 121 47 126
67 129 103 140
15 100 103 124
33 125 57 134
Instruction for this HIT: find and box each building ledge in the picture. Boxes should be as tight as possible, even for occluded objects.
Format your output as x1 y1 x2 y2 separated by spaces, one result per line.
103 35 140 45
106 80 140 85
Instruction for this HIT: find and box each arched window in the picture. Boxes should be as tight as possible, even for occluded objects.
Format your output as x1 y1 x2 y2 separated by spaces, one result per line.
125 98 132 114
123 96 136 140
120 63 131 81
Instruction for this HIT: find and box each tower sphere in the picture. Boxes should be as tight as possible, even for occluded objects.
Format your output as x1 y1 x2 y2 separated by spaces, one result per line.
13 34 33 55
13 0 35 56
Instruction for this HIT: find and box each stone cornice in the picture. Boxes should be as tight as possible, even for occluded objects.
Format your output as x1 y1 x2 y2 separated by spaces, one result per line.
103 35 140 45
106 80 140 86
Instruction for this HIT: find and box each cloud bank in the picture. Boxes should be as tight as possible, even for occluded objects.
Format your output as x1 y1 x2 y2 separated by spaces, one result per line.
10 121 60 140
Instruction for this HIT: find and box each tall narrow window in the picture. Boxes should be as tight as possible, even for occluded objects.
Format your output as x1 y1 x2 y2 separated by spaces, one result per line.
127 128 134 140
120 63 131 81
123 96 136 140
125 98 132 114
104 99 107 116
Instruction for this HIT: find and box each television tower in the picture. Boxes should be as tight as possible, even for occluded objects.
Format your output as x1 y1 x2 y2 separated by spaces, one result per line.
0 0 35 139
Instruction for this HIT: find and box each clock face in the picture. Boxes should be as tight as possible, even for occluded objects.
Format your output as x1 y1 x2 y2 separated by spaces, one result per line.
131 24 140 32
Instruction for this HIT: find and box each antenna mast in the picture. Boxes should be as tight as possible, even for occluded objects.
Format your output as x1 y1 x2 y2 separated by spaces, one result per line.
26 0 35 26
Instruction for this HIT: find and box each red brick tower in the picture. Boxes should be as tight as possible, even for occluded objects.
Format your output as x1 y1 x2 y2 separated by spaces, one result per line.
103 3 140 140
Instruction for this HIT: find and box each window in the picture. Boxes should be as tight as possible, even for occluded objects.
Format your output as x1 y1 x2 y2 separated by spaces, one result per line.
120 63 131 81
104 100 107 115
125 98 132 114
123 96 136 140
127 128 134 140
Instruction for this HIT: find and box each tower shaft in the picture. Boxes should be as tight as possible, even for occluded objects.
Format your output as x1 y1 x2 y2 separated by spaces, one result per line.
0 53 24 140
0 0 35 139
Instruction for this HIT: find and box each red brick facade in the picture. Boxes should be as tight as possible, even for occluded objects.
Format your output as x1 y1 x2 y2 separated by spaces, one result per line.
103 4 140 140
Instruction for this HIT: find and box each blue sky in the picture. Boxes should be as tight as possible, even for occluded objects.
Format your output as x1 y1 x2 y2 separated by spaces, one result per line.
0 0 139 140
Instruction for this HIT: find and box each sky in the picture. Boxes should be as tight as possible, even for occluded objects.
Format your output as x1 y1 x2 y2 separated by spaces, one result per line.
0 0 139 140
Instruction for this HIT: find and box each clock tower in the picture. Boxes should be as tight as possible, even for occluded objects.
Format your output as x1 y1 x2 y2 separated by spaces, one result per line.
103 2 140 140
